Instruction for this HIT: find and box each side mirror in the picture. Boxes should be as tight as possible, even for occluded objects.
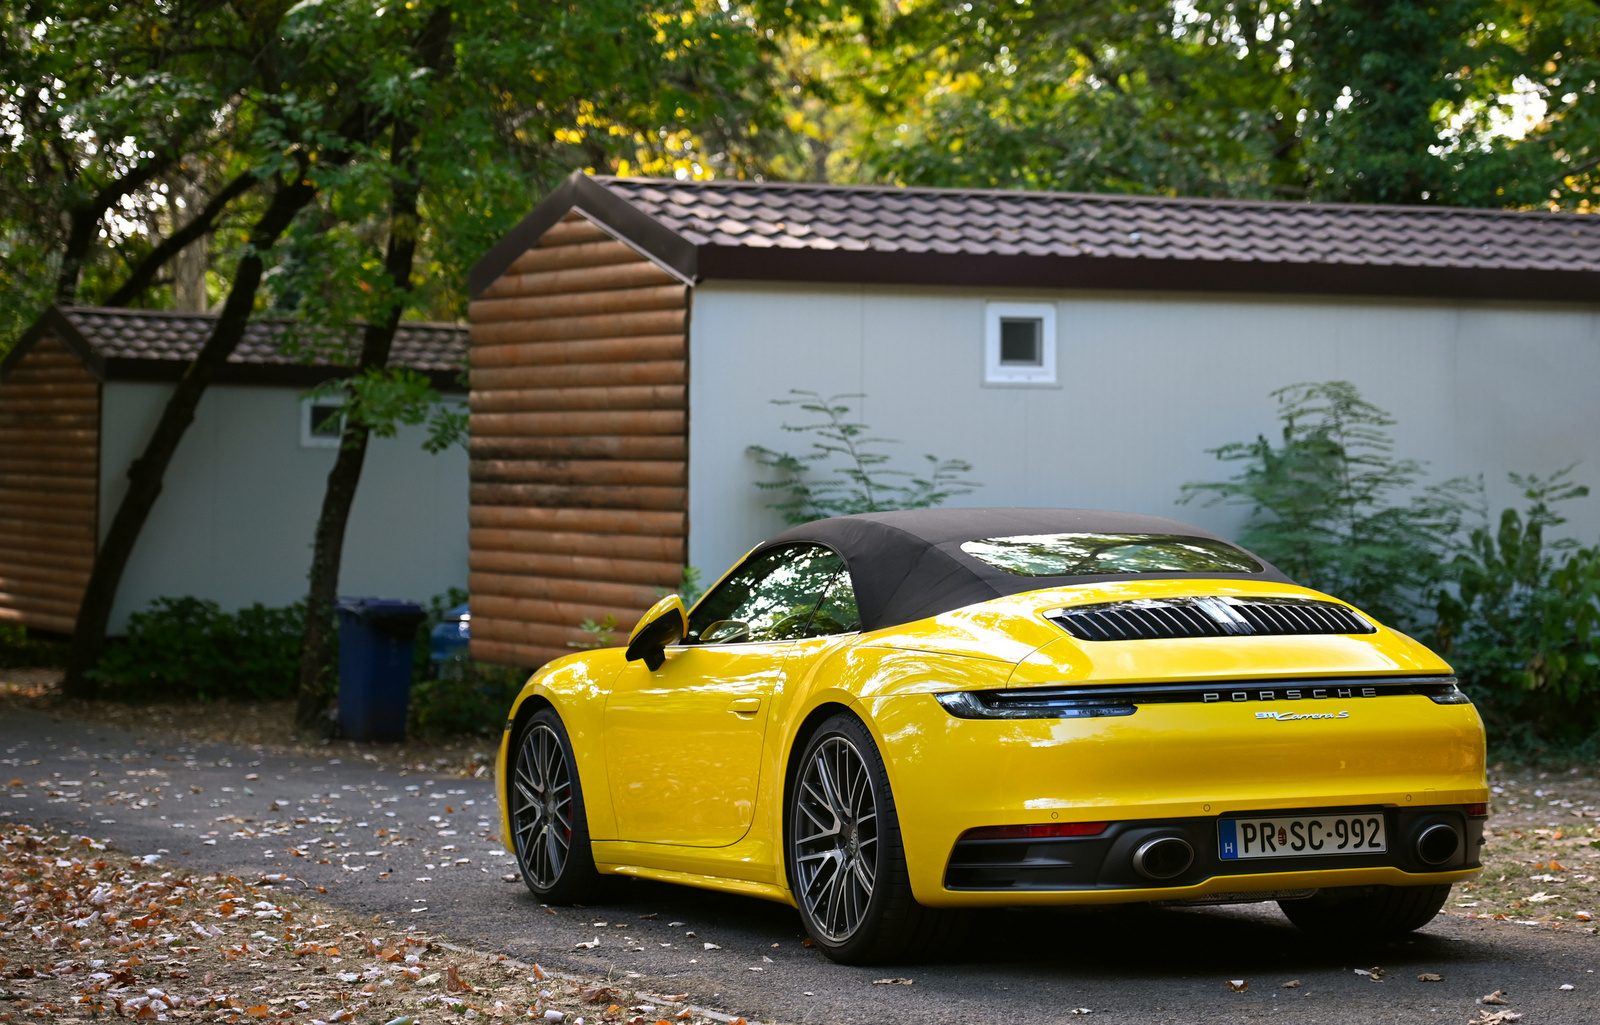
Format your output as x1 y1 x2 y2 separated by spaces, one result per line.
625 594 687 671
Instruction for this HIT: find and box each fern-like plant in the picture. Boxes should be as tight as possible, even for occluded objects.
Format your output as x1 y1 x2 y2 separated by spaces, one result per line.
1180 381 1471 632
748 391 979 526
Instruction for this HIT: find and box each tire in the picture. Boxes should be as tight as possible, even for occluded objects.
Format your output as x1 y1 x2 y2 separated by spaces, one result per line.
1278 883 1452 939
785 712 962 964
507 707 600 904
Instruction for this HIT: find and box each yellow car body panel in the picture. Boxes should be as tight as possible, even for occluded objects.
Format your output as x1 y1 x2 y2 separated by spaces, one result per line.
498 575 1487 909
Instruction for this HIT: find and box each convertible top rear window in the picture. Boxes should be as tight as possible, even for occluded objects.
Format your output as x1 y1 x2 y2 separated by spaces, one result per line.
959 533 1264 577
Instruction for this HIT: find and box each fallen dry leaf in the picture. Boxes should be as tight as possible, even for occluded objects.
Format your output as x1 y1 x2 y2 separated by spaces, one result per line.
1482 990 1509 1005
1281 980 1301 989
1470 1012 1523 1024
446 963 476 993
581 985 621 1004
1226 980 1248 992
873 978 914 985
1419 973 1444 982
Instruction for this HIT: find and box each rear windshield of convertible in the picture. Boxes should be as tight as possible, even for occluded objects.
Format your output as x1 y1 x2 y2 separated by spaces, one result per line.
959 533 1264 577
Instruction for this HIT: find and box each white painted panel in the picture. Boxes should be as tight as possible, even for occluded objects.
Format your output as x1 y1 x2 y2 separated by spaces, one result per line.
100 382 467 632
687 283 1600 587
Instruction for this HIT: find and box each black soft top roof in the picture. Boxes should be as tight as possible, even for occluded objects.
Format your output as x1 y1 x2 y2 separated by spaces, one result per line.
762 508 1292 632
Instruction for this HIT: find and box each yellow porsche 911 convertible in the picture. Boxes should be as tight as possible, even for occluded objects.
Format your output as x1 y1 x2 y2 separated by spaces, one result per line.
495 509 1486 964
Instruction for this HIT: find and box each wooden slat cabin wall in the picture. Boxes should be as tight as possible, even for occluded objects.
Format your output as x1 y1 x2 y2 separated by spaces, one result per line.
0 335 99 633
467 212 688 667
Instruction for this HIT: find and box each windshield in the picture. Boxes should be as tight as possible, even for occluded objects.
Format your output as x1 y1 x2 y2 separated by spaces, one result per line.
959 532 1263 577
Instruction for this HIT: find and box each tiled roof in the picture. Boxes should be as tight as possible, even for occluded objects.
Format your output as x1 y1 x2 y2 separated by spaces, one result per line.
57 307 467 373
469 171 1600 303
600 177 1600 273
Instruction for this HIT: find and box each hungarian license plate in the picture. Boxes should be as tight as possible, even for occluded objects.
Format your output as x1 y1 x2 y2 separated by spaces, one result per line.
1218 813 1386 860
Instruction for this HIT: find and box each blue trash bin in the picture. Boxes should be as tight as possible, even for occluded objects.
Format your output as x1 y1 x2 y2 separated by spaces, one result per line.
336 598 427 742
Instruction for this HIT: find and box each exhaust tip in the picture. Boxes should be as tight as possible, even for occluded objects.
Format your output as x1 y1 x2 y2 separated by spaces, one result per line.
1415 823 1461 866
1133 836 1194 880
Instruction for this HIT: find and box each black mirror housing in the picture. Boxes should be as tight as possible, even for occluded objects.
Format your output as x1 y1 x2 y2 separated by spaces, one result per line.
625 596 687 670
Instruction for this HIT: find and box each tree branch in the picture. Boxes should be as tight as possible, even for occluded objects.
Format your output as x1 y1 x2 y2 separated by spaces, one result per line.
101 169 259 307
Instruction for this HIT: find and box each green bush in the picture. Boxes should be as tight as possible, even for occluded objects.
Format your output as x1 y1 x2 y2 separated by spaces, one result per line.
409 662 524 738
1180 381 1471 634
0 623 68 669
1185 381 1600 753
1436 471 1600 746
407 587 526 737
89 597 303 701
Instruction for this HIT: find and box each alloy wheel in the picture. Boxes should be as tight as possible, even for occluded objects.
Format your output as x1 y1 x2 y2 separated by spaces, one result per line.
511 723 573 889
793 735 879 942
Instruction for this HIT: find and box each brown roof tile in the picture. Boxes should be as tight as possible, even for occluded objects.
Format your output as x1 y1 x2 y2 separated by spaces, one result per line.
470 172 1600 304
7 307 467 390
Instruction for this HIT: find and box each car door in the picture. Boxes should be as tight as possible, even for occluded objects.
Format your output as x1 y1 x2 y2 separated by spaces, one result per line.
604 544 847 846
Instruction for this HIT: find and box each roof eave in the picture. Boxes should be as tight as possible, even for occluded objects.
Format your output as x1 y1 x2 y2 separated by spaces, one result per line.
0 306 108 382
467 171 698 298
693 246 1600 304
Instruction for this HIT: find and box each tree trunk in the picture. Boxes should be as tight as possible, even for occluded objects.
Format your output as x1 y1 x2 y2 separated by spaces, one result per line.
295 6 453 727
293 125 423 727
61 166 319 698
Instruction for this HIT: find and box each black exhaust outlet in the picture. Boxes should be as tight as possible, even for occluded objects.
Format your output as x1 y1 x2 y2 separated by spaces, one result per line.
1132 836 1194 880
1415 823 1462 866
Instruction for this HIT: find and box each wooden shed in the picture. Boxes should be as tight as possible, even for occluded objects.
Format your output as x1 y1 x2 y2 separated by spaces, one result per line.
0 307 470 634
465 214 690 667
466 172 1600 669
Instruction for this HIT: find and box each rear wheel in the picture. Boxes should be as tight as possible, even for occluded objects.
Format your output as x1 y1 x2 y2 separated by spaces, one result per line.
786 713 961 964
1278 884 1452 939
508 708 599 904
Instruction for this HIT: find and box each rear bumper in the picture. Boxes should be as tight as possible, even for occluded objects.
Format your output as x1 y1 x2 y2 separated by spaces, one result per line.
944 803 1484 893
865 690 1488 907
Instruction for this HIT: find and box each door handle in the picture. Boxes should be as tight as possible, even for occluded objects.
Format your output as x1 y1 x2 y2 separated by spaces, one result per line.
729 697 762 715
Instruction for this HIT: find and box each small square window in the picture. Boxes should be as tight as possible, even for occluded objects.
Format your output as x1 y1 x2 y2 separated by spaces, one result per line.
999 318 1043 365
300 397 345 449
984 302 1056 385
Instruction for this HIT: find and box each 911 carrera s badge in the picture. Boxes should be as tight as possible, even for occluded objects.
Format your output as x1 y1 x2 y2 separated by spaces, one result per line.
1256 710 1350 721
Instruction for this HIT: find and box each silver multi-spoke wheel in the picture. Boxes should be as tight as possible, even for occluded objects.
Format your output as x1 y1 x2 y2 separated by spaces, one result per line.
511 722 573 889
793 735 879 942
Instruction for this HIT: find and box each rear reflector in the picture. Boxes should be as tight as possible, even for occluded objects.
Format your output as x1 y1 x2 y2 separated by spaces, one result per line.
960 822 1109 841
1465 803 1489 817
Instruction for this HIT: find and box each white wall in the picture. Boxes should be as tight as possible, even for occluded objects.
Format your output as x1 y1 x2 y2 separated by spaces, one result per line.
101 382 468 632
686 282 1600 583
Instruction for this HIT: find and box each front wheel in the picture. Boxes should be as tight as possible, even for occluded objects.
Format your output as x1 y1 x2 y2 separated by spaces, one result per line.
1278 884 1452 939
508 708 600 904
786 713 961 964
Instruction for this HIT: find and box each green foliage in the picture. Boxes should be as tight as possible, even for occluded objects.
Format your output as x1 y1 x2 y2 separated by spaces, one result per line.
568 616 621 651
407 588 523 737
779 0 1591 209
1436 471 1600 745
1181 382 1471 631
305 369 467 454
0 624 67 670
748 391 979 526
88 597 304 702
666 566 705 610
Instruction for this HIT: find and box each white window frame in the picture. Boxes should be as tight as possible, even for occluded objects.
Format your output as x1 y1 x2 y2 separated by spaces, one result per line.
300 396 345 449
984 301 1057 386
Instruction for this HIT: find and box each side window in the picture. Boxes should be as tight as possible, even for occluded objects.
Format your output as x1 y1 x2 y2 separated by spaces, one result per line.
687 544 846 644
802 567 860 637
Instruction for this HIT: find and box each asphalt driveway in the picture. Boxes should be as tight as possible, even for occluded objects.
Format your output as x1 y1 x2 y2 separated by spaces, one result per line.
2 705 1595 1024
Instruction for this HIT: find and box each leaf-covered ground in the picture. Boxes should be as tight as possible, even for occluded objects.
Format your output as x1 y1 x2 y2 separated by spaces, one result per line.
0 672 493 780
1444 765 1600 932
0 822 753 1025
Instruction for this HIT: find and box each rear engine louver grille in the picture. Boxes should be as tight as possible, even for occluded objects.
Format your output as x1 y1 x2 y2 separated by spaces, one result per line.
1046 596 1374 641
